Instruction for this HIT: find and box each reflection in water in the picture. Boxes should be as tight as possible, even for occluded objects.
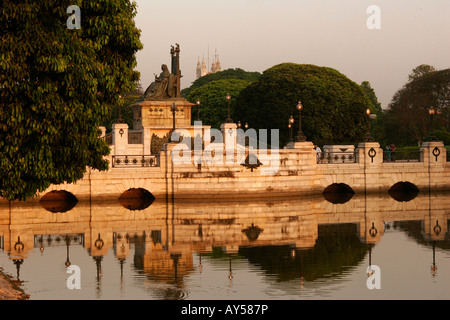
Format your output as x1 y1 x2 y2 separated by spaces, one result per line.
388 182 419 202
119 188 155 211
39 190 78 213
0 191 449 299
322 183 355 204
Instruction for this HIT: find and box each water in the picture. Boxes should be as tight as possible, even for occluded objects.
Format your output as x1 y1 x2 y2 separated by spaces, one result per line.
0 192 449 300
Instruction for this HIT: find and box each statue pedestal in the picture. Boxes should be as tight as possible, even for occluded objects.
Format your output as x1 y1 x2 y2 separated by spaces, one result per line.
129 98 211 155
131 98 194 130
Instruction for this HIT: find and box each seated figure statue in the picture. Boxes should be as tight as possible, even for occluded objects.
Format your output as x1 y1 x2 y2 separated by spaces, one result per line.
144 64 176 100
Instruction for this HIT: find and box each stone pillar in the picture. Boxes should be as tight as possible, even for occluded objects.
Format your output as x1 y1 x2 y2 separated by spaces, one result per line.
221 122 237 150
112 123 129 155
98 126 106 139
420 141 446 165
221 122 237 164
143 127 151 155
423 211 448 241
356 142 383 166
285 141 315 166
286 140 314 151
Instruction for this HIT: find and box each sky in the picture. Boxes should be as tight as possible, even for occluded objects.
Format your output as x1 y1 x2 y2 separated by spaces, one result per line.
133 0 449 109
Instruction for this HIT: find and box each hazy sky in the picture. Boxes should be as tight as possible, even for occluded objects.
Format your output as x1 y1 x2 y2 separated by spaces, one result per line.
133 0 449 109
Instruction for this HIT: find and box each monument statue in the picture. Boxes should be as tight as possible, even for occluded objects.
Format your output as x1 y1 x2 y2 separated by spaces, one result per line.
144 44 182 100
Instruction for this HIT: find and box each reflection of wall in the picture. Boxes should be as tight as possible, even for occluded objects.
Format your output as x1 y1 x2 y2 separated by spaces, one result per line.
1 193 449 263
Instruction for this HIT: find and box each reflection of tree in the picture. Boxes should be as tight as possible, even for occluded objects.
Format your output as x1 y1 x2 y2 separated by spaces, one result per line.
238 224 368 282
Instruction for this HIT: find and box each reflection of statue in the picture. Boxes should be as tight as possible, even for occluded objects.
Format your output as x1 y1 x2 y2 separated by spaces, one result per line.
144 64 176 99
144 44 182 100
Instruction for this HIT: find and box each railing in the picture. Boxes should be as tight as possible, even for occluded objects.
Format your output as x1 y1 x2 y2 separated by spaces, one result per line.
112 155 159 168
318 151 357 164
383 150 422 162
104 132 113 145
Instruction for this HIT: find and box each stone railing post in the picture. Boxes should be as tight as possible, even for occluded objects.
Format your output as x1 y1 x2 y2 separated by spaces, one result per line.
420 141 446 165
112 123 129 155
221 122 237 164
356 142 383 166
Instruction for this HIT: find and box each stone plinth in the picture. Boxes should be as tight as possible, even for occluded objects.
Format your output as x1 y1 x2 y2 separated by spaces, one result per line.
286 141 314 151
420 141 446 165
131 98 194 130
357 142 383 165
220 122 237 151
112 123 129 155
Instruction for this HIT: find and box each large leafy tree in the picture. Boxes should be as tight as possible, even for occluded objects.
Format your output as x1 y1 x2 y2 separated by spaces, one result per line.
235 63 372 146
385 67 450 146
181 68 260 98
186 79 251 129
360 81 386 145
0 0 143 201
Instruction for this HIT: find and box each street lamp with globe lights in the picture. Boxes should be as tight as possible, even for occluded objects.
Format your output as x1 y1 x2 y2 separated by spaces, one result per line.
289 116 294 142
296 101 306 142
226 93 233 123
428 107 437 141
170 102 178 142
196 99 201 121
365 108 374 142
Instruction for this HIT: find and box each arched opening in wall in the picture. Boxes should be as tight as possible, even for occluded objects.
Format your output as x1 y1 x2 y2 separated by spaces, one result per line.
119 188 155 211
39 190 78 213
388 182 419 202
323 183 355 204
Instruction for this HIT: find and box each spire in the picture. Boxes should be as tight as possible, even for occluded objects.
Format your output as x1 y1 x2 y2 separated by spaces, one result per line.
201 55 207 77
196 56 202 79
216 54 221 72
196 49 222 78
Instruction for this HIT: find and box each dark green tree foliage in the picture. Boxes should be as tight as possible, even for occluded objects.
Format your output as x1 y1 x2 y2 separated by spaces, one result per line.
360 81 381 113
181 68 261 98
101 84 144 133
235 63 372 146
360 81 386 145
186 79 251 129
0 0 143 200
385 68 450 146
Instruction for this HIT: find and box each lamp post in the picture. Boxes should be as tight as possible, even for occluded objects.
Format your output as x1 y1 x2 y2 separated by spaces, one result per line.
170 102 178 142
196 99 201 121
226 93 233 123
369 113 377 141
289 116 294 142
296 101 306 142
365 108 373 142
117 95 123 123
428 107 437 141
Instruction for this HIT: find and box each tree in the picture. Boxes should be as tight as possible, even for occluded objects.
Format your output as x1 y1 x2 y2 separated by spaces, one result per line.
408 64 437 81
360 81 386 145
360 81 381 113
101 84 144 133
186 79 251 129
385 67 450 146
0 0 143 201
181 68 261 98
235 63 372 147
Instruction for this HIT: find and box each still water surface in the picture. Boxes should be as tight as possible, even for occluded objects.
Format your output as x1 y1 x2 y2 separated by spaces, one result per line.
0 192 449 300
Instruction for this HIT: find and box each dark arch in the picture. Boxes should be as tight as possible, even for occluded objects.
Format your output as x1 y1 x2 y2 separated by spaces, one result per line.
388 182 419 202
119 188 155 211
323 183 355 204
39 190 78 213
